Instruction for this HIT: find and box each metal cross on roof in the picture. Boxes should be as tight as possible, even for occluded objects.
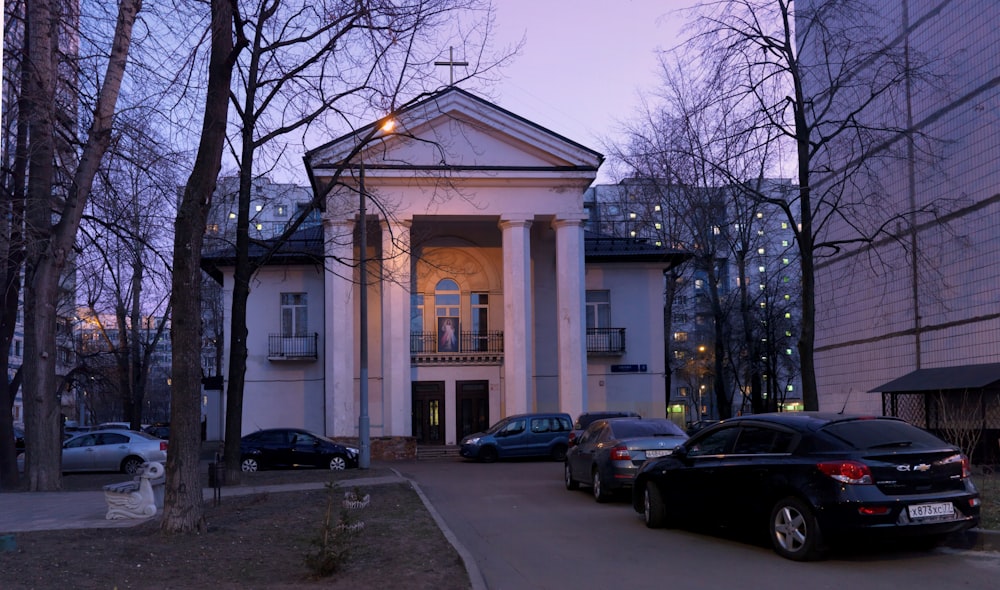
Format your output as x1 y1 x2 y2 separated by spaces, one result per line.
434 46 468 86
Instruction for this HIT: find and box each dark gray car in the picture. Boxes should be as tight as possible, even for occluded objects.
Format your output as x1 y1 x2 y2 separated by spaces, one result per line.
565 417 687 502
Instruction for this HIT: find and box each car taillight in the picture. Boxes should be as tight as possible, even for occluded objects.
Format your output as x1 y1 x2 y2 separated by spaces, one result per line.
817 460 873 484
610 445 631 461
941 453 971 478
160 442 168 452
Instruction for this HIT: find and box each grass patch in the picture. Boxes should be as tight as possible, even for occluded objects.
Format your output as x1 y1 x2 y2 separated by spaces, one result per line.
1 480 470 590
973 468 1000 530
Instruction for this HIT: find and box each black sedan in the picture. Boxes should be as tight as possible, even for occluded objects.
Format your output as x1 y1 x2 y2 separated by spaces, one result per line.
632 412 981 561
565 417 687 502
239 428 359 472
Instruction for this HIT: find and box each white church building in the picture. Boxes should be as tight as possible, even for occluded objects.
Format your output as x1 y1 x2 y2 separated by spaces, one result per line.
204 88 689 448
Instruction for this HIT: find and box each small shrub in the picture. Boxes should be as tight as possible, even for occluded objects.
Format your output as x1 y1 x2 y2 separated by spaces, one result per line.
305 483 364 577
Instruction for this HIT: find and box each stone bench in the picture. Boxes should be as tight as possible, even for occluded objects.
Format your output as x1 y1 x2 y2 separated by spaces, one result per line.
103 461 164 520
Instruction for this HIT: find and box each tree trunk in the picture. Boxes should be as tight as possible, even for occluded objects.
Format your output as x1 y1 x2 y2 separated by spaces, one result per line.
161 0 238 533
22 0 63 492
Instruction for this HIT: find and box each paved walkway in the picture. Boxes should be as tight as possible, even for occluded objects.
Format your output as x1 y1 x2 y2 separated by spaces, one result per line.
0 474 406 533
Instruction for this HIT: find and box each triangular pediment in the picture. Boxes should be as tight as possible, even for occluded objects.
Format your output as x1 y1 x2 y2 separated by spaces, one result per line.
304 87 602 180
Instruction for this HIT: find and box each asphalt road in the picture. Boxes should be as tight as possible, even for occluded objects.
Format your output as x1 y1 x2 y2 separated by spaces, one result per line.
396 458 1000 590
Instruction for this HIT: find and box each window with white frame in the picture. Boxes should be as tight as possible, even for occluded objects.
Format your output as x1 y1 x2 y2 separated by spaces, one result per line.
585 290 610 329
280 293 308 336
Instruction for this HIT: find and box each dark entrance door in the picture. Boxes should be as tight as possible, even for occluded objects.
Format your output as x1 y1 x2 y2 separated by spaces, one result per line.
456 380 490 440
412 381 445 445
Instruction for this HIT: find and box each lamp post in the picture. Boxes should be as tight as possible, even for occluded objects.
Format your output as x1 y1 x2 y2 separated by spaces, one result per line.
358 156 371 469
356 117 395 470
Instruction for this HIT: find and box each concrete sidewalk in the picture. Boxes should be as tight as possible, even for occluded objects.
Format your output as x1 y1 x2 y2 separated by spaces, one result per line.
0 473 406 534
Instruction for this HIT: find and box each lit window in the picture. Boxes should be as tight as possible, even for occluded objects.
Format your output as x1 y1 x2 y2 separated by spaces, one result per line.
713 226 721 235
781 222 788 229
674 331 688 342
255 204 263 212
629 212 637 219
758 248 766 255
756 212 763 219
758 230 765 236
229 212 236 219
784 294 791 300
760 302 767 308
786 349 793 355
785 330 792 337
781 240 789 247
654 205 662 212
630 230 637 237
695 279 704 290
655 241 662 247
759 284 766 291
782 258 790 265
256 223 263 231
276 204 287 217
654 223 662 230
758 266 766 273
787 385 794 392
785 312 791 319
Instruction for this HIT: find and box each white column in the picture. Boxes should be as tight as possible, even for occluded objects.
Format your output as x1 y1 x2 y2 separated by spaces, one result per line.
553 217 588 419
499 217 533 416
381 218 412 437
325 218 356 437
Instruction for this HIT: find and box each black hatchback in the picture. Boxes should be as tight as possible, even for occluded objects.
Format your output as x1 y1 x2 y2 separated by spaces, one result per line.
632 412 981 561
239 428 359 472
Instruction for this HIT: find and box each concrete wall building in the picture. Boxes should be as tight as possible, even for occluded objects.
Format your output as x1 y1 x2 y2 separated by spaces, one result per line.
804 2 1000 423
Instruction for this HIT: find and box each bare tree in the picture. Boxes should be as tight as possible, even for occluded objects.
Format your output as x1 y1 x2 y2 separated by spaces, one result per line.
75 113 178 430
20 0 141 491
685 0 945 410
0 0 29 489
215 0 502 483
161 0 245 533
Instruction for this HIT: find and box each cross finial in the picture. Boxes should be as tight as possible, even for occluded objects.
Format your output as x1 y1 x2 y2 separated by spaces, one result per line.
434 46 468 86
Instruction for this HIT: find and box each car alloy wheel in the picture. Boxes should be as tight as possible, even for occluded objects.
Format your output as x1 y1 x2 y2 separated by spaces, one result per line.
592 469 610 503
770 496 826 561
241 457 259 472
122 457 144 475
564 462 579 490
328 455 347 470
643 482 668 528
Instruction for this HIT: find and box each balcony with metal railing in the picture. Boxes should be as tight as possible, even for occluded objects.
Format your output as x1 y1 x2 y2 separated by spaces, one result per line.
268 333 319 360
410 331 504 365
586 327 626 355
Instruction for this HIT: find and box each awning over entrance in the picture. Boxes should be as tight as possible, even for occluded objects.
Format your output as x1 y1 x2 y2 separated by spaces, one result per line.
870 362 1000 393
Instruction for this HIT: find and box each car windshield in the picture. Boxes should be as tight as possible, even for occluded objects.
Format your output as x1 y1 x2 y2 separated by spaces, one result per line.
484 420 509 435
823 419 948 450
610 420 686 439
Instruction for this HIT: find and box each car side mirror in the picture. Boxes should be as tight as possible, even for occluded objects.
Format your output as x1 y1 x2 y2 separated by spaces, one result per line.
671 446 689 460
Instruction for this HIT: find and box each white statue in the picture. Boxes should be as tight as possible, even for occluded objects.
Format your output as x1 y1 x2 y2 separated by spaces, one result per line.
104 461 164 520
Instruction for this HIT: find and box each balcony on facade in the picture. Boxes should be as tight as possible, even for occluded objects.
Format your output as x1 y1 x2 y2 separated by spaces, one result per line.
410 331 504 365
268 333 319 361
587 327 626 356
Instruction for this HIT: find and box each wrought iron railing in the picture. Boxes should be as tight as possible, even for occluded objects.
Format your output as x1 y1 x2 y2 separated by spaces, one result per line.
268 333 319 360
587 327 626 355
410 331 504 354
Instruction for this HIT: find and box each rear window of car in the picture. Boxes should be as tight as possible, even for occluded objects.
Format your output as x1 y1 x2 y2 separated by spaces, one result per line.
822 418 949 450
610 420 686 439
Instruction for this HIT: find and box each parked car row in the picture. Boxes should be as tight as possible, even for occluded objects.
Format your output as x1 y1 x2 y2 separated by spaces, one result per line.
461 409 983 561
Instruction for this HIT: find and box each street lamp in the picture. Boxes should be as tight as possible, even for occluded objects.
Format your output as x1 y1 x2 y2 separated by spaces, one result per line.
357 118 395 469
